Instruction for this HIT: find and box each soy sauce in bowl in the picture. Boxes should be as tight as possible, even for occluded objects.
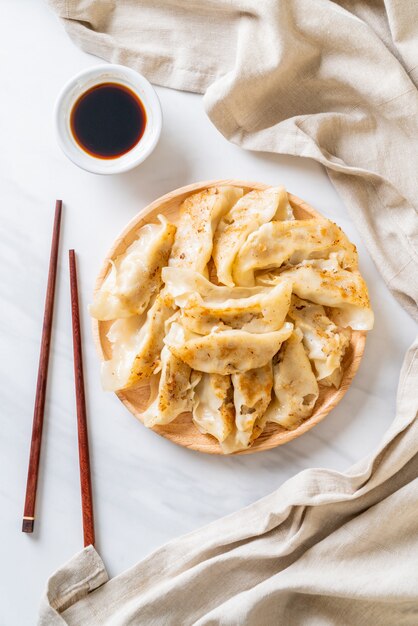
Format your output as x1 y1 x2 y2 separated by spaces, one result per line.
70 83 147 159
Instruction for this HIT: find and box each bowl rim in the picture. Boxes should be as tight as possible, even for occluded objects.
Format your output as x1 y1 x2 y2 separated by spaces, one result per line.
54 63 162 175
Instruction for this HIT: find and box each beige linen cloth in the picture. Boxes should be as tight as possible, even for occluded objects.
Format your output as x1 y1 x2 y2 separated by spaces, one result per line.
42 1 418 624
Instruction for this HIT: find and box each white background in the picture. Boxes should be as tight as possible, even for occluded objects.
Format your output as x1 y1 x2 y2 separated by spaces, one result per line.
0 2 416 624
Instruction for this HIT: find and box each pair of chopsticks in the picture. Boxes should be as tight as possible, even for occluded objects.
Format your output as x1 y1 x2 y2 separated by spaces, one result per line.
22 201 95 548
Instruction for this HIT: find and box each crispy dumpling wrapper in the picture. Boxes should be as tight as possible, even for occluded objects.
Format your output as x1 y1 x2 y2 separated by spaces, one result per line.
265 329 319 429
165 321 293 374
213 186 293 287
232 362 273 433
169 186 244 275
140 342 194 428
101 293 176 392
90 215 176 321
180 283 291 334
258 256 374 331
233 218 358 286
192 373 235 442
288 296 351 381
221 361 275 453
163 267 292 333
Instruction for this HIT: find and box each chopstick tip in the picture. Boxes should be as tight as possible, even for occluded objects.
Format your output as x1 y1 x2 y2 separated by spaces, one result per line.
22 518 35 533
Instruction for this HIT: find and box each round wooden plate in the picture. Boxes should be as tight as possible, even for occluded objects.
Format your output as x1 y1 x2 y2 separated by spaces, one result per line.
93 180 366 455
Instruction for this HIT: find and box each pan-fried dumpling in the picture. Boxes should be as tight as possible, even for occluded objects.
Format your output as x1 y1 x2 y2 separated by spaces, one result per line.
140 330 194 427
220 362 274 453
234 219 358 286
162 267 292 333
101 293 176 391
261 256 373 330
181 282 291 334
90 215 176 320
165 321 293 374
163 266 266 302
169 186 244 274
265 329 319 429
233 362 273 433
288 296 351 382
192 373 235 442
213 186 293 287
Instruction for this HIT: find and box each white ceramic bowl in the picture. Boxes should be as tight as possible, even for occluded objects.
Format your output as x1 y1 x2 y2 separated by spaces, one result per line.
54 64 162 174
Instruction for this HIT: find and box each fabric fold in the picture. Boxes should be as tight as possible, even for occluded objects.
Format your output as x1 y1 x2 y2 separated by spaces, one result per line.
38 545 108 624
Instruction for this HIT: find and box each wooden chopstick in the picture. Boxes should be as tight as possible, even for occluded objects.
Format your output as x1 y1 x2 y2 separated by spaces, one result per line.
22 200 63 534
69 250 95 548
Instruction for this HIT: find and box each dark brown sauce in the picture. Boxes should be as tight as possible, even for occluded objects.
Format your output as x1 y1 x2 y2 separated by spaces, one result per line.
70 83 147 159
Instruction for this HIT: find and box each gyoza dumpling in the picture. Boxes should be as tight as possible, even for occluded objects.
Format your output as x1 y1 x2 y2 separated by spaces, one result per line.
288 296 351 382
181 281 291 334
266 256 374 330
232 362 273 432
213 186 293 287
90 215 176 320
165 321 293 374
265 329 319 429
140 326 194 427
101 293 176 391
192 373 235 442
220 362 274 453
291 261 373 331
163 266 265 302
162 267 292 333
169 186 244 274
220 362 273 452
233 219 358 286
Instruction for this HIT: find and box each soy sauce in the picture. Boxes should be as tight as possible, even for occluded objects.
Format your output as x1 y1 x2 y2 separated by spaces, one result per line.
70 83 147 159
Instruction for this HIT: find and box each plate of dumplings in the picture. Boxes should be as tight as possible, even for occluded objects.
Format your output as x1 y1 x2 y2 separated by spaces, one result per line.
90 180 374 454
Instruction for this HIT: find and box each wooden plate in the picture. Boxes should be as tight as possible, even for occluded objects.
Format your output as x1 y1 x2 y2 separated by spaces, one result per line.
93 180 366 455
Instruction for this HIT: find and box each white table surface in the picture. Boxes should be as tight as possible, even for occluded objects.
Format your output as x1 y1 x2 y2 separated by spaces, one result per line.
1 2 416 624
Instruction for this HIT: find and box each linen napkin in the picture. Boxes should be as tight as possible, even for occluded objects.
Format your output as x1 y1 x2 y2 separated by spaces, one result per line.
42 1 418 623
